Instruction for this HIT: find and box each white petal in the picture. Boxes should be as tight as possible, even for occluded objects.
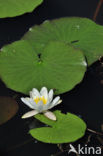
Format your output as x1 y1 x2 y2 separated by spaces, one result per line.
57 100 62 104
32 88 40 97
21 97 35 109
44 111 56 121
35 100 44 112
42 103 50 111
40 87 48 99
22 110 39 119
30 91 36 99
48 89 53 102
49 97 61 109
52 96 60 105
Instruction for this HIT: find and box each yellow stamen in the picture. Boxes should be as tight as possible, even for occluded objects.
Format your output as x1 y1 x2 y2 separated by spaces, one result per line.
34 96 47 105
34 97 40 104
40 96 47 104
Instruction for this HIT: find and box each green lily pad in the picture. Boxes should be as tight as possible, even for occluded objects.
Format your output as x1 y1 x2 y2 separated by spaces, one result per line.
30 110 86 144
0 0 43 18
23 17 103 65
0 40 86 94
0 96 19 125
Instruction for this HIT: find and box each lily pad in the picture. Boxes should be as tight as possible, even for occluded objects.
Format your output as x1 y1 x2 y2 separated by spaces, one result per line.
0 96 19 125
0 40 86 94
23 17 103 65
0 0 43 18
30 110 86 144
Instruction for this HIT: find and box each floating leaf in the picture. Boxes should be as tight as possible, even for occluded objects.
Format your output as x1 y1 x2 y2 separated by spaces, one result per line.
30 110 86 144
0 0 43 18
23 17 103 65
0 96 19 125
0 41 86 94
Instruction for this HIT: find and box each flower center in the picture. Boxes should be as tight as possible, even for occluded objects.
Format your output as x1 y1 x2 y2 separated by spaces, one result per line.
34 96 47 104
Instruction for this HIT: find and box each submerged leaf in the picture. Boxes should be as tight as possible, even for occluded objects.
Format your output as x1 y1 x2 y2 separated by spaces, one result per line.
0 41 86 94
30 110 86 143
0 96 19 125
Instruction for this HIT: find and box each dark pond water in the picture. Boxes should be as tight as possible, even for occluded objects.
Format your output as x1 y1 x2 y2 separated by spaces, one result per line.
0 0 103 155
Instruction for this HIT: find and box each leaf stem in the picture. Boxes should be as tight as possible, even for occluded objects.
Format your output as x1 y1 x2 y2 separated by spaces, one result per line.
57 144 64 152
93 0 103 21
87 128 103 135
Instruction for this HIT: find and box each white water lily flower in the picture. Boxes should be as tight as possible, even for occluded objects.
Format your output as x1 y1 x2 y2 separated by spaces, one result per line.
21 87 62 120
